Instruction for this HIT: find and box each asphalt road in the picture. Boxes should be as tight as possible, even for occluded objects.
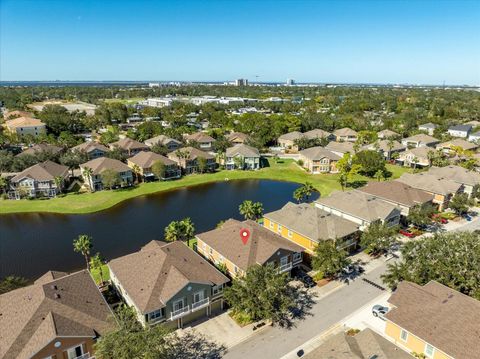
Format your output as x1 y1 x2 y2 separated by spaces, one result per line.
224 264 390 359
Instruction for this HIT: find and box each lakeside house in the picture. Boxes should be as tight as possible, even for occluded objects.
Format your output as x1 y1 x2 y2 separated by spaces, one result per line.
109 137 149 156
333 127 358 142
224 144 260 170
263 202 360 256
304 328 412 359
418 122 437 135
435 138 478 154
196 219 304 278
468 131 480 143
17 143 63 157
226 131 250 145
397 147 433 168
315 190 401 229
4 116 46 138
277 131 304 151
167 146 216 174
298 146 341 173
0 270 115 359
109 241 229 329
427 165 480 198
447 124 472 138
80 157 133 191
363 139 406 160
377 129 399 139
401 134 440 148
325 141 355 157
384 281 480 359
184 132 216 152
8 160 70 199
144 135 182 151
396 173 462 210
127 151 181 180
72 141 109 159
358 181 434 217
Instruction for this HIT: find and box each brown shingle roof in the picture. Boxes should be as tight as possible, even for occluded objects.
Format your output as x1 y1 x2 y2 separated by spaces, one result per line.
299 146 341 161
80 157 131 175
402 134 440 145
196 219 303 272
0 270 115 359
377 129 399 139
325 141 355 154
185 132 215 143
304 328 412 359
17 143 63 157
5 116 45 128
73 141 109 153
436 138 478 151
11 161 69 183
167 146 214 161
4 110 34 119
278 131 304 141
386 281 480 359
108 241 228 314
358 181 434 208
144 135 181 147
128 151 176 168
110 137 149 151
303 129 332 139
333 127 358 137
264 202 359 243
225 144 260 158
396 173 462 196
315 190 401 223
227 132 250 142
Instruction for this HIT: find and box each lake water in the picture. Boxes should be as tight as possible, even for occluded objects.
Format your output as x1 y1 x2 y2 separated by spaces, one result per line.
0 179 316 280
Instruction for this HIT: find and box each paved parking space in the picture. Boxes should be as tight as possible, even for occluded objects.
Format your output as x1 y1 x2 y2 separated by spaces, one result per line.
342 291 391 335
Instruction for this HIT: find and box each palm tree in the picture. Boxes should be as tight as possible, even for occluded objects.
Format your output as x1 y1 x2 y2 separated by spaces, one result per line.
386 138 395 160
239 200 263 221
181 217 195 246
412 156 419 171
73 234 93 270
90 252 105 285
82 167 94 191
132 164 142 183
164 221 181 242
54 176 63 194
374 169 384 182
0 176 9 194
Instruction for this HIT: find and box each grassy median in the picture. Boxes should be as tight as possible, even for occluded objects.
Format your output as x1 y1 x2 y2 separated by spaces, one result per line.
0 159 411 215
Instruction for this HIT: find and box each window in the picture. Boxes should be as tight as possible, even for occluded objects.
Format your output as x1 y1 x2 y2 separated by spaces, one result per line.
148 308 165 321
269 221 274 229
202 242 206 250
173 298 185 311
219 255 224 263
400 329 408 342
293 252 302 262
278 225 282 233
209 247 213 255
287 230 292 238
193 290 205 303
66 344 84 359
424 344 435 358
212 284 223 295
234 266 239 274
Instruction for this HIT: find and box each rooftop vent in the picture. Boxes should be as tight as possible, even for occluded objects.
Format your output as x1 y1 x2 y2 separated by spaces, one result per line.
50 285 57 290
54 293 61 299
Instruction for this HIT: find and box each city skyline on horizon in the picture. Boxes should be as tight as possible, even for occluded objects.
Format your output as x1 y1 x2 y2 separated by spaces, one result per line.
1 0 479 85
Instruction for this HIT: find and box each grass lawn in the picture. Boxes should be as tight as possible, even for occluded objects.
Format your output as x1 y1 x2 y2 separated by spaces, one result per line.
0 159 412 215
102 97 145 105
90 264 110 285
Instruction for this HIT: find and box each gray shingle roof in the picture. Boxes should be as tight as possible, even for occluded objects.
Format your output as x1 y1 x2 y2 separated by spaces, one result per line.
358 181 434 208
167 147 214 161
80 157 131 175
11 161 69 183
278 131 304 141
18 143 63 157
108 241 229 314
448 124 472 132
325 141 355 154
333 128 358 137
427 165 480 187
73 141 109 153
144 135 181 147
303 129 332 139
299 146 341 161
110 137 149 151
264 202 359 243
196 219 303 272
396 173 462 196
0 270 115 359
386 281 480 359
226 144 260 158
185 132 215 143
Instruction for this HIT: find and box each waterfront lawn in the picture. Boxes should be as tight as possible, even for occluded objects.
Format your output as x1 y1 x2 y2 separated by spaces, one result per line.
0 159 411 214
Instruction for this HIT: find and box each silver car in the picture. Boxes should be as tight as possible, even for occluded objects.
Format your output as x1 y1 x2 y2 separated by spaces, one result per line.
372 305 389 319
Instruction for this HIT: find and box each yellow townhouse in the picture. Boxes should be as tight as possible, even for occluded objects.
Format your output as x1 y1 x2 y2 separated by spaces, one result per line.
384 280 480 359
263 202 360 260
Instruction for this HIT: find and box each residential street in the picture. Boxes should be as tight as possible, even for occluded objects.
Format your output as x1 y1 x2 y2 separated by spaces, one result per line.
224 264 391 359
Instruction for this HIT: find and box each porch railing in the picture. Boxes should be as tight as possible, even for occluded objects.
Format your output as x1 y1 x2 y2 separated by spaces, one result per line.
191 297 210 311
278 262 293 273
170 305 190 320
74 353 94 359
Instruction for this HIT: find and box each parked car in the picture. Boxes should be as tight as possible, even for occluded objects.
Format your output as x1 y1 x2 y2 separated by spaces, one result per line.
432 214 448 224
463 214 472 222
342 264 365 275
292 268 316 288
372 304 389 319
399 229 415 238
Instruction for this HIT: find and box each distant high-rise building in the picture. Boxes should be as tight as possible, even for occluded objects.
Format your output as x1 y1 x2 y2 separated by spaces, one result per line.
149 82 160 87
286 78 295 86
234 78 248 86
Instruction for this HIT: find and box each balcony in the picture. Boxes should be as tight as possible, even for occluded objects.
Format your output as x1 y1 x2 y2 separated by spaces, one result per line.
73 353 94 359
278 262 293 273
170 305 190 320
192 297 210 311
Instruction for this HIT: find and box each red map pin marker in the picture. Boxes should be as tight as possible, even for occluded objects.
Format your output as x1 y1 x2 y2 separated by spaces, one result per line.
240 228 250 245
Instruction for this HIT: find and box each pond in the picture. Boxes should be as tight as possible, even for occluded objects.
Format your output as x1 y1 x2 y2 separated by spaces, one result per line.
0 179 318 280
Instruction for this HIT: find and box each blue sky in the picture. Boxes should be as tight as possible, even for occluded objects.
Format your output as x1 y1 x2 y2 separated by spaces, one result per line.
1 0 479 84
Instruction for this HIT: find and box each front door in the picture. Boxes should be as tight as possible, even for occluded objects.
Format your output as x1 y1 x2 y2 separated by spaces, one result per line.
194 290 204 303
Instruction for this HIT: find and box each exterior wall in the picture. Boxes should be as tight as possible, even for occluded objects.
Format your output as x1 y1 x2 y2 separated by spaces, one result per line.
264 217 316 253
32 337 94 359
86 149 106 159
9 177 65 199
299 155 338 174
336 135 357 142
315 203 366 226
385 321 452 359
398 152 430 167
448 129 469 138
9 124 46 137
225 155 260 170
278 139 298 151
